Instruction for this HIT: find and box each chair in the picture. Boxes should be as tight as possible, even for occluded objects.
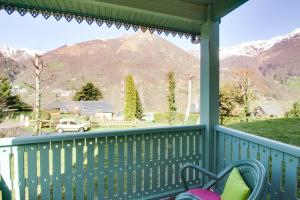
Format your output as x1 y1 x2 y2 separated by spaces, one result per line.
176 159 267 200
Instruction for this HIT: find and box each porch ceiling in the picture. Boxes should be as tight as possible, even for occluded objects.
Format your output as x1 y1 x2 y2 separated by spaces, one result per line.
0 0 247 35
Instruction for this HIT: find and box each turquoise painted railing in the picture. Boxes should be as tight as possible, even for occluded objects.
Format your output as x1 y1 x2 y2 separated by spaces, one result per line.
0 125 205 200
215 125 300 200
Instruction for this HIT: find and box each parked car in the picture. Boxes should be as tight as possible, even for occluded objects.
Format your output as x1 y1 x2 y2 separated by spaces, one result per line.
56 119 90 133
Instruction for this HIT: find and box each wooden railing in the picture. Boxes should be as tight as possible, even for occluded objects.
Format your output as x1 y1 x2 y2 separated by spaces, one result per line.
0 125 205 200
215 126 300 200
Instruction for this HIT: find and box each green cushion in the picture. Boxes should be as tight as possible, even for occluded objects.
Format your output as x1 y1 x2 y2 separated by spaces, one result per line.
221 167 250 200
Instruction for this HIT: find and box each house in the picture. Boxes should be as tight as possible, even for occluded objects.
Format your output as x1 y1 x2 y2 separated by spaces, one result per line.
46 101 114 120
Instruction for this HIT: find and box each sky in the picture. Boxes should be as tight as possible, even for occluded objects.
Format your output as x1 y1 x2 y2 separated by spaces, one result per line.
0 0 300 52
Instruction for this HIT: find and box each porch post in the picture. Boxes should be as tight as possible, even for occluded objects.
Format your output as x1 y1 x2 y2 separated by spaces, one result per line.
200 6 220 173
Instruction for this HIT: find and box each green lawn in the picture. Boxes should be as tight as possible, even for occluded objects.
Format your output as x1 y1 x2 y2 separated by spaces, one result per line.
282 76 300 89
227 118 300 147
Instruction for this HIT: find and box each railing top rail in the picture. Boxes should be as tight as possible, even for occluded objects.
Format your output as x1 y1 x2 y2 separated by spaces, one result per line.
215 125 300 157
0 125 205 147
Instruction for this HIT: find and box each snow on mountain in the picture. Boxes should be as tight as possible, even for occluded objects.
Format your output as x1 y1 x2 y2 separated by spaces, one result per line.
0 44 44 61
220 28 300 59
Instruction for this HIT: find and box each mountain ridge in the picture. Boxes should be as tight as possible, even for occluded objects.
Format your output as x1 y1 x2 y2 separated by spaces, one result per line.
1 29 300 114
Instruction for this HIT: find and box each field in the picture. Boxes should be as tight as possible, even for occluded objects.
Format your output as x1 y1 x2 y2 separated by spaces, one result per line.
227 118 300 147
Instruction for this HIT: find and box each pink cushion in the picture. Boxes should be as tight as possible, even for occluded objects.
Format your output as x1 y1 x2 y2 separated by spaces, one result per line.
188 189 221 200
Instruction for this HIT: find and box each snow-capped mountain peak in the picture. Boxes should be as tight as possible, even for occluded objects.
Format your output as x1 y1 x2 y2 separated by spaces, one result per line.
220 28 300 59
0 44 44 61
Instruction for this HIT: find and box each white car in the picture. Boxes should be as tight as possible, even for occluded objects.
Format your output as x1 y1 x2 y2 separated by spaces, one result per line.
56 119 90 133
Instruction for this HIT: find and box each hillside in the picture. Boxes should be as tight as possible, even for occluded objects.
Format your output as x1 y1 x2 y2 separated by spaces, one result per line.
220 28 300 109
14 33 200 112
1 28 300 113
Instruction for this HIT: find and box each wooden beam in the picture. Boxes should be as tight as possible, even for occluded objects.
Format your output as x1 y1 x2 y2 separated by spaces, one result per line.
212 0 248 20
200 6 220 173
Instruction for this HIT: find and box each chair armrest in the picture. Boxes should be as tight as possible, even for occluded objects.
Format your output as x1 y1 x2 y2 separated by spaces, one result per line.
181 163 218 190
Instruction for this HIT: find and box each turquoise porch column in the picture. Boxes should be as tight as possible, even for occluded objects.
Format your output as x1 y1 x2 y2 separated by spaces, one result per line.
200 6 220 173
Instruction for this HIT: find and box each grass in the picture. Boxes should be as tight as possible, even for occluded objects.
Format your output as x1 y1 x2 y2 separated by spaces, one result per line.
282 76 300 89
227 118 300 147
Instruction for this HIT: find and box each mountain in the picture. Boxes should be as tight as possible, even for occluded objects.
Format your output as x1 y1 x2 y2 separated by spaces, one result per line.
220 28 300 59
0 44 42 61
15 32 200 112
220 28 300 110
0 52 27 81
3 28 300 113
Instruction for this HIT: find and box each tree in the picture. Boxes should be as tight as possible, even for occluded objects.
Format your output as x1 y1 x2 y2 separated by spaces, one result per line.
285 102 300 118
31 55 47 135
124 75 136 121
234 72 256 122
219 84 239 125
184 72 194 124
135 89 144 120
73 82 103 101
167 72 177 124
0 76 30 121
24 55 53 135
0 76 12 112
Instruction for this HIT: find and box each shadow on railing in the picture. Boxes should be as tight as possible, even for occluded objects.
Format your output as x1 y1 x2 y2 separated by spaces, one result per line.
215 125 300 200
0 125 205 200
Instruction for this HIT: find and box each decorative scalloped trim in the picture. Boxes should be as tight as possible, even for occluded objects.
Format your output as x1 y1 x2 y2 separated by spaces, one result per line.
1 5 199 39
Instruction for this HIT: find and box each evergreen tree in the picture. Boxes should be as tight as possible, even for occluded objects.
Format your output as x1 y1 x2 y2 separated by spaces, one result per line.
135 89 144 120
0 76 13 112
73 82 103 101
124 75 136 121
0 76 29 121
166 72 177 124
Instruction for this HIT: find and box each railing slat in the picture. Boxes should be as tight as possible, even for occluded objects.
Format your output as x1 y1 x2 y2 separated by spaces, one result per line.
188 132 194 184
167 133 174 190
75 139 84 200
107 136 115 199
240 139 248 160
231 137 239 162
151 133 159 193
217 132 225 172
117 136 125 199
144 134 151 196
26 144 38 200
258 145 271 199
174 132 181 188
270 150 283 200
181 132 188 186
249 142 259 160
86 138 95 200
97 138 105 199
283 154 298 200
63 140 73 200
38 143 50 200
224 135 232 165
194 131 202 185
13 146 25 200
126 135 134 199
159 133 167 191
51 142 62 200
135 134 143 198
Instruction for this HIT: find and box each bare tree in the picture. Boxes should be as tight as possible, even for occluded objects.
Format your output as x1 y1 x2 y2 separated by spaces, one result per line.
235 72 255 122
25 55 48 135
184 72 194 124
